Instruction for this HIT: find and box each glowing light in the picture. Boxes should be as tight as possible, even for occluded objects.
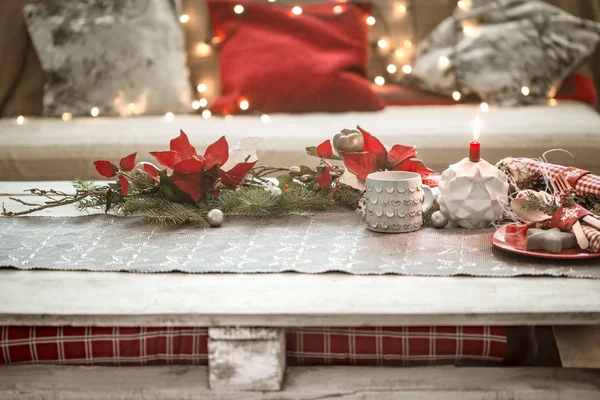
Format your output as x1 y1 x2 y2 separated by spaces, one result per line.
374 76 385 86
333 5 343 14
292 6 303 15
234 5 244 14
397 4 407 13
192 100 201 110
395 49 405 58
128 103 136 112
401 64 412 74
457 1 467 10
549 99 557 106
199 98 208 107
202 110 212 119
61 112 73 121
473 115 480 142
365 16 376 25
377 39 388 49
404 40 412 48
16 116 25 125
90 107 99 117
260 114 271 123
269 0 276 2
197 83 207 93
462 25 474 36
196 42 212 57
179 14 190 23
452 91 461 101
211 36 221 45
480 102 489 112
521 86 530 96
387 64 397 73
165 112 174 121
239 99 250 110
438 56 450 69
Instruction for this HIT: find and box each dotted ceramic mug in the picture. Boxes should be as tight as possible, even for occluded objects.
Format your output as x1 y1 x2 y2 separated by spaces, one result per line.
365 171 434 233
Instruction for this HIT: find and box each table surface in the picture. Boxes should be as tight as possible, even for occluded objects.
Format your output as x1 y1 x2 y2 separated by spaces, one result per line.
1 181 599 327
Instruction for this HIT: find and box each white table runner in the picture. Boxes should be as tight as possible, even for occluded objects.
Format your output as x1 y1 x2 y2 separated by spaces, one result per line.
0 214 598 278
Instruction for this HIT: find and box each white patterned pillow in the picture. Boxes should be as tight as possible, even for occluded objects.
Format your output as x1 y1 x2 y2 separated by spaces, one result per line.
23 0 192 117
401 0 600 106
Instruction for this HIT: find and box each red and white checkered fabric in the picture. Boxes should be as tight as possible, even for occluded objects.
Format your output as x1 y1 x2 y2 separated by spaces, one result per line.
286 326 506 366
582 224 600 253
521 159 600 197
0 326 507 366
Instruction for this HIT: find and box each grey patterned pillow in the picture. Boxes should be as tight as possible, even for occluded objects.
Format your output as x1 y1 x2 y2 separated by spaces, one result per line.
23 0 192 117
401 0 600 106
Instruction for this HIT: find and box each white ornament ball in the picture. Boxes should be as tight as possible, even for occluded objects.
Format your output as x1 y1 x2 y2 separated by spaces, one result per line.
269 187 282 196
207 209 224 227
430 211 449 229
438 158 509 229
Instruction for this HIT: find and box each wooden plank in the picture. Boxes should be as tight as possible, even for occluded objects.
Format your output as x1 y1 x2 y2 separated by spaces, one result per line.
554 326 600 369
0 365 598 400
208 327 285 391
0 270 599 327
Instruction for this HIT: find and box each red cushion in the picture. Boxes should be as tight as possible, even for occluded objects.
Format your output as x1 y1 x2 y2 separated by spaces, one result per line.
207 0 385 115
555 74 597 104
0 326 507 366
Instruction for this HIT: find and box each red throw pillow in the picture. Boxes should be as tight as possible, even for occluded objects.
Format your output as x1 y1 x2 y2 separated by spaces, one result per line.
555 74 597 104
207 0 385 115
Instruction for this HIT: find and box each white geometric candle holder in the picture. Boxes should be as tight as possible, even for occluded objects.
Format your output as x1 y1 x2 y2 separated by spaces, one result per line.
437 158 509 228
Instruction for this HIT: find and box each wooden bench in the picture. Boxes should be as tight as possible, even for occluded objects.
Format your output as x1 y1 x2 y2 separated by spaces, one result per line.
1 181 599 399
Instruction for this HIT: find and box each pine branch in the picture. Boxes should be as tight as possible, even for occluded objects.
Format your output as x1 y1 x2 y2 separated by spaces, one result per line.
519 193 559 215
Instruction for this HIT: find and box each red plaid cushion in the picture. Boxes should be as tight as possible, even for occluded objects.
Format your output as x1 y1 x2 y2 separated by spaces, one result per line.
286 326 506 366
0 326 506 366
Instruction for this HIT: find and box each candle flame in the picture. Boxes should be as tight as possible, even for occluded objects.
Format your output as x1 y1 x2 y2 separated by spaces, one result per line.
473 115 480 142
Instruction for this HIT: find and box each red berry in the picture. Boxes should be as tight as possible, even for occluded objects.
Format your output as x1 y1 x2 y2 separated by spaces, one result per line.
284 184 289 191
329 199 335 206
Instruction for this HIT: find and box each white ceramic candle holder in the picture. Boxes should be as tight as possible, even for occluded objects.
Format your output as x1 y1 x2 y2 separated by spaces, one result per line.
438 158 509 229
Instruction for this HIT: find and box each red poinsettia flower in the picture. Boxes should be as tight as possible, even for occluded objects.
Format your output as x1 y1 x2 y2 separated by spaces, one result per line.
150 131 256 202
313 126 435 181
317 164 333 190
315 140 333 159
93 153 137 195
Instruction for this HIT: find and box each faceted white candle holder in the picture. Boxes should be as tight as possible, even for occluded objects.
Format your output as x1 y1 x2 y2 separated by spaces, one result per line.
438 157 509 228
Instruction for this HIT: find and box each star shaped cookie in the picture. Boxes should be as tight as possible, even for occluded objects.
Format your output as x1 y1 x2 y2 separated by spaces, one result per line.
526 228 578 254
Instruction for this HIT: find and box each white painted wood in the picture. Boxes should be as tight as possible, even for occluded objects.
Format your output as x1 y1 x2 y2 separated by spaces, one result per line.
1 270 599 327
554 326 600 369
208 327 285 391
0 365 598 400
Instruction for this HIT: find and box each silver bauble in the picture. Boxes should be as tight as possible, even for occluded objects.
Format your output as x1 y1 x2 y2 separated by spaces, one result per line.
207 209 224 227
332 128 364 153
430 211 449 229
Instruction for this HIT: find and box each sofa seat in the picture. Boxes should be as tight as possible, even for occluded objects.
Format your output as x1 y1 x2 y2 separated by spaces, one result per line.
1 102 599 181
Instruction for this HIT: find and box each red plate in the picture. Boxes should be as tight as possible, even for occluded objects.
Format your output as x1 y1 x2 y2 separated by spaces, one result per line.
491 224 600 260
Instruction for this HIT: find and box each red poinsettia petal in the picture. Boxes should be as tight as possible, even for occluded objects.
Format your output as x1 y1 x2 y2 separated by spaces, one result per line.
339 151 379 181
119 175 130 196
356 125 387 170
316 140 333 158
204 136 229 168
170 171 206 202
317 164 333 189
93 160 118 178
386 145 417 169
119 153 137 171
173 157 206 174
393 158 436 178
170 130 198 160
150 151 181 170
142 163 160 180
219 161 257 185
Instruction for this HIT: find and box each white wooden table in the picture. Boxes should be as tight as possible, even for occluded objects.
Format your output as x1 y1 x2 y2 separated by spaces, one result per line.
1 181 599 399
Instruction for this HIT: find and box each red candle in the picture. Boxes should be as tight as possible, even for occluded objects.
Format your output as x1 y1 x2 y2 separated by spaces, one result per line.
469 115 481 163
469 141 481 163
